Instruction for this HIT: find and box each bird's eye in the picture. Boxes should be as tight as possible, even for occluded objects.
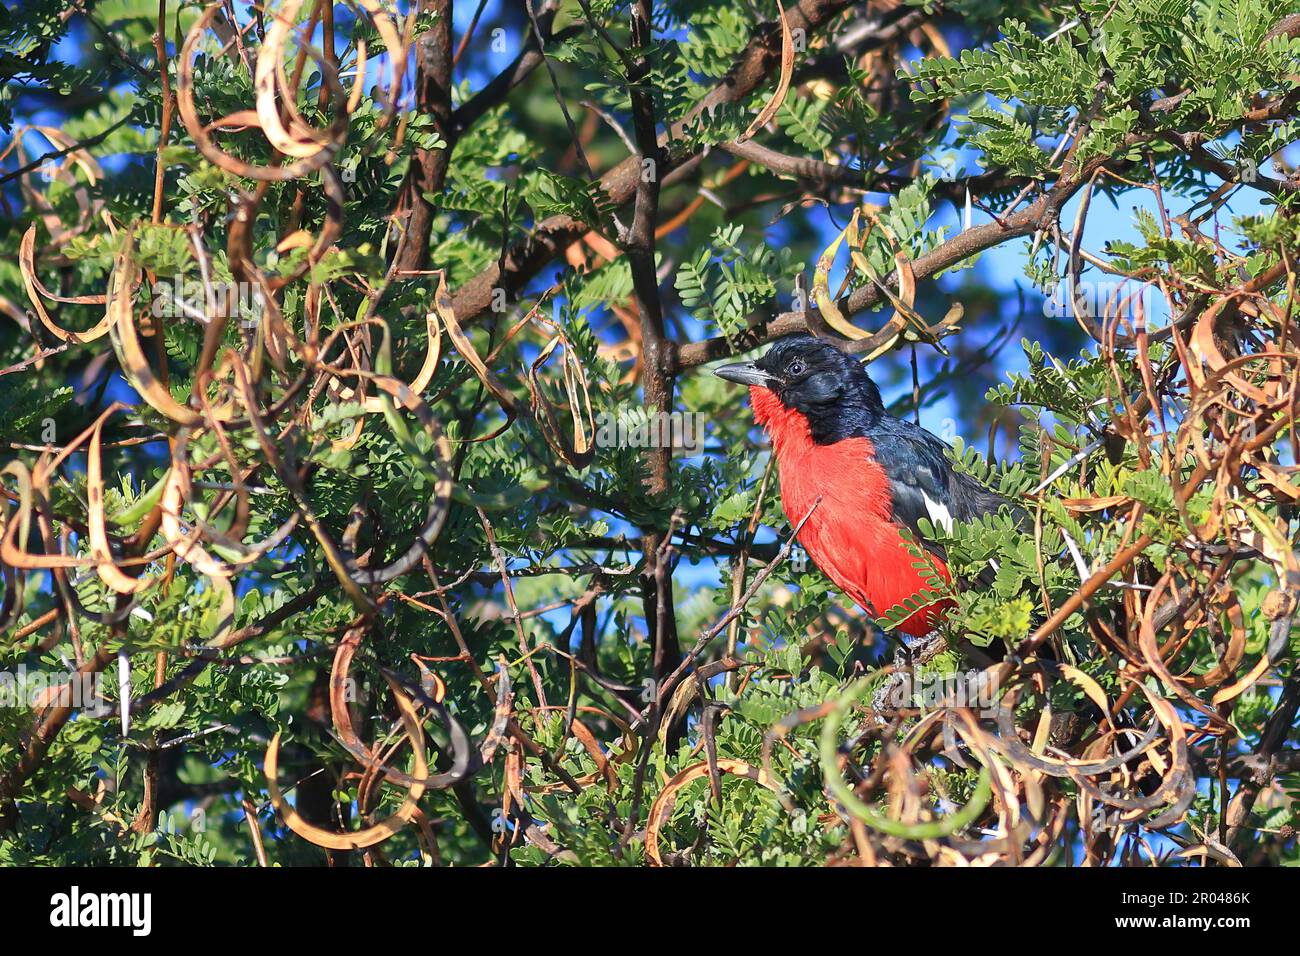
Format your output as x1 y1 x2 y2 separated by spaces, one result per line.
788 360 805 376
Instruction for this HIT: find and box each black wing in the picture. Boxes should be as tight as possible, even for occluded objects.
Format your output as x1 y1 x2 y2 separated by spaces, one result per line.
867 417 1012 554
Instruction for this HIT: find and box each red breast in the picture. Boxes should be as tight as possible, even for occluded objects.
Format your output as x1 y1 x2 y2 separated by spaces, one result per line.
750 385 952 636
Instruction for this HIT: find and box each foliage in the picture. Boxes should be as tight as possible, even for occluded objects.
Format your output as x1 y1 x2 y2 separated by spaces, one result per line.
0 0 1298 869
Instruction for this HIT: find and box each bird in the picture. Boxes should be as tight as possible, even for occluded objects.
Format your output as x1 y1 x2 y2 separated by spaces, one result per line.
714 334 1010 638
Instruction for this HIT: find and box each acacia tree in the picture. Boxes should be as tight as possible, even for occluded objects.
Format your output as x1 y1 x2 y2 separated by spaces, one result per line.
1 0 1299 867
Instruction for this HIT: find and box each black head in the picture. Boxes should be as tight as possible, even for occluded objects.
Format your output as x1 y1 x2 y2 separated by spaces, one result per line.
713 334 885 442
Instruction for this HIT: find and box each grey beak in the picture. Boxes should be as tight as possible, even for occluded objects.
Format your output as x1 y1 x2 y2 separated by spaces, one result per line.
713 361 774 387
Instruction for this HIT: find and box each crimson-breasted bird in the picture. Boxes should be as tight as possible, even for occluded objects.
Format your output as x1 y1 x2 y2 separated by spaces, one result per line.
715 334 1010 638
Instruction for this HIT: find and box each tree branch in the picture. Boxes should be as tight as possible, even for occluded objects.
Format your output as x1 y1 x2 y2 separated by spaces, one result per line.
446 0 872 324
393 0 455 272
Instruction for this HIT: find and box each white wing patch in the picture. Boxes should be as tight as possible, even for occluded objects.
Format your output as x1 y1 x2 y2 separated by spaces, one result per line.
922 492 954 534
